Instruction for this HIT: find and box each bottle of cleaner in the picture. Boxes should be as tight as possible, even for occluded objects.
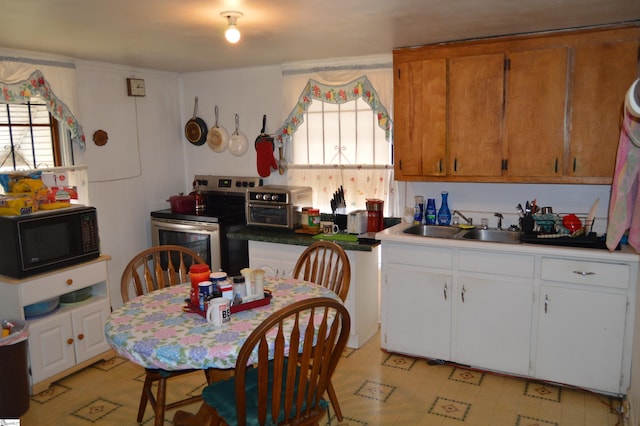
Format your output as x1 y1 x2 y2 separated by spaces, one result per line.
425 198 437 225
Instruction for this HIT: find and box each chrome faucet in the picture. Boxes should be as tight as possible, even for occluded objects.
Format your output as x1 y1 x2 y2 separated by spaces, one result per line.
452 210 472 225
494 213 504 230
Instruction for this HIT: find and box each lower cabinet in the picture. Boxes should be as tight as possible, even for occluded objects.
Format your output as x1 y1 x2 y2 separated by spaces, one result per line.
534 257 630 394
381 240 637 395
248 240 380 349
28 298 111 388
0 256 113 394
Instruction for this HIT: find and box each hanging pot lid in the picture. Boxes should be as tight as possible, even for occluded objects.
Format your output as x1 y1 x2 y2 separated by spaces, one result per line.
207 105 229 152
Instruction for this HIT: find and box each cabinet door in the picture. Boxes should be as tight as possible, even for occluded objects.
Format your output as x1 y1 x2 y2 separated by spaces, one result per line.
71 300 112 364
569 39 640 179
394 59 447 178
28 313 75 384
535 285 627 393
454 275 532 375
448 53 505 177
383 266 451 360
505 48 568 178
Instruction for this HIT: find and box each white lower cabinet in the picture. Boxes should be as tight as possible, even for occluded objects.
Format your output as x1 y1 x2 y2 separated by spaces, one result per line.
381 237 638 395
534 257 630 394
248 240 380 349
28 298 111 388
0 256 113 394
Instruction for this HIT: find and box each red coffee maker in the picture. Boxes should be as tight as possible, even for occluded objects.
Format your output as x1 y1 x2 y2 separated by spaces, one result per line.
366 199 384 232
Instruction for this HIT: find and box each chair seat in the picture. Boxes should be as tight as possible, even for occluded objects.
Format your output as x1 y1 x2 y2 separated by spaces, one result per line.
203 360 328 426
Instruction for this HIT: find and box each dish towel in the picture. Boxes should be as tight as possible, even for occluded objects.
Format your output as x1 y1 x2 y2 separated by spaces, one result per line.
606 79 640 251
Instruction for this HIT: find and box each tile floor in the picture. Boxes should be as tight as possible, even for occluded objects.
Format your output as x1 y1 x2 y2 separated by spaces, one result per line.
19 330 624 425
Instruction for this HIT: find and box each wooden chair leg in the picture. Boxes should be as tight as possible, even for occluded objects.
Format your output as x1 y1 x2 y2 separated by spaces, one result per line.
327 379 343 421
173 402 217 426
137 374 153 423
154 377 167 426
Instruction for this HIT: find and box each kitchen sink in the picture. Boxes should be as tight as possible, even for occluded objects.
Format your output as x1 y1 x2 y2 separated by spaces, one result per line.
403 224 462 239
460 229 522 244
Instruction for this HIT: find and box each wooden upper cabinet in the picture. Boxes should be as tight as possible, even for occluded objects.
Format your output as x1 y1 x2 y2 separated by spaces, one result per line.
448 53 505 177
505 47 568 179
394 59 447 179
569 39 640 180
393 23 640 183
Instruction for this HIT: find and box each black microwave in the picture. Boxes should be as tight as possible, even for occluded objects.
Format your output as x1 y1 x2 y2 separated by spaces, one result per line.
0 206 100 278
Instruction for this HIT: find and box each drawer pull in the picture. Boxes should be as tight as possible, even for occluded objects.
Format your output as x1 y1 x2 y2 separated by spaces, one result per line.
66 338 74 345
66 279 73 285
77 334 85 341
443 283 447 301
461 285 466 303
572 270 595 276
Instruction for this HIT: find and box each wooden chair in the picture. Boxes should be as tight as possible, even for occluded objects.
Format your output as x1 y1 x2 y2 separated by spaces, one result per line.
174 297 351 426
121 244 211 426
292 241 351 420
293 241 351 302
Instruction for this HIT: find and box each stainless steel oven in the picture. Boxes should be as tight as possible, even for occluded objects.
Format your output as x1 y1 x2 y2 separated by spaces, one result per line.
151 217 221 271
246 185 312 229
150 175 262 276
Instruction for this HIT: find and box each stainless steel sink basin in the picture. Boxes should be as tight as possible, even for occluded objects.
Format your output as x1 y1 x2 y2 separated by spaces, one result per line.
460 229 522 244
403 225 462 239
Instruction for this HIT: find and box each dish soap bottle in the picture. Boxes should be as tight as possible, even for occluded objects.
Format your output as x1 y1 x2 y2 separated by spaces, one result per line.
413 196 424 225
437 191 451 225
425 198 437 225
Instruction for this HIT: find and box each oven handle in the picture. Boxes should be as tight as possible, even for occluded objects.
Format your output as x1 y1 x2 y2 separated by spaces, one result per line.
151 218 219 233
247 203 288 209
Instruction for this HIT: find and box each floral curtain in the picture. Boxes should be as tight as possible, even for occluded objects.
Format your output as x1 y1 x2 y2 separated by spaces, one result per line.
277 60 399 217
0 65 85 150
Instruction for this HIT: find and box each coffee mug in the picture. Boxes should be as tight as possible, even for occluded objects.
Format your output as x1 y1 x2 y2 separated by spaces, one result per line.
206 297 230 326
321 221 339 235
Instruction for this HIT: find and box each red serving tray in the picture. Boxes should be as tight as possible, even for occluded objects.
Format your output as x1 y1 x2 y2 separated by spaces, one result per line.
182 290 272 318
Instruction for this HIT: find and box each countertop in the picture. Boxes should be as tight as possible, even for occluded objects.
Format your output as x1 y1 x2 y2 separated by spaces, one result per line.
376 222 640 262
227 225 380 252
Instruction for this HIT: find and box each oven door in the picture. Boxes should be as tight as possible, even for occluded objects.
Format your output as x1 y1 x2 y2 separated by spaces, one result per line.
246 203 296 229
150 218 221 272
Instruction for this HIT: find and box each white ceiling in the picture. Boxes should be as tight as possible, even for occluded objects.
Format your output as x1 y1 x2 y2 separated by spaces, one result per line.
1 0 639 73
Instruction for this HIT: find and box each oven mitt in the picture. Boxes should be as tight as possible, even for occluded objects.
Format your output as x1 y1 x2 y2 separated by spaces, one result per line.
256 139 277 177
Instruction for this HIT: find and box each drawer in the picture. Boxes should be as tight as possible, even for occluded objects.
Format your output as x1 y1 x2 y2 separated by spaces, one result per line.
540 257 630 289
384 243 453 270
21 260 109 305
458 250 534 278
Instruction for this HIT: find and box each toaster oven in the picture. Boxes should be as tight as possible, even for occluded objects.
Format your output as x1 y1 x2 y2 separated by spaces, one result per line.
246 185 312 229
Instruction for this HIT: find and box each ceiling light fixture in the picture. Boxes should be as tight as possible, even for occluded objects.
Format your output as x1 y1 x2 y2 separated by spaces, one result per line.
221 11 243 44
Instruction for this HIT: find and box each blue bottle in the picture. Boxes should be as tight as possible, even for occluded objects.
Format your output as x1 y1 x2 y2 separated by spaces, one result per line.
437 191 451 225
425 198 436 225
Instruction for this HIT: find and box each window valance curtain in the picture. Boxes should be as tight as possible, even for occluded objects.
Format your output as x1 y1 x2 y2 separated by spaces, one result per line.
277 59 399 216
0 62 85 150
274 76 392 145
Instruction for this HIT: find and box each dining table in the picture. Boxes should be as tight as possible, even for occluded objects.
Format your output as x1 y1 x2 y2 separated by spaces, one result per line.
104 275 341 373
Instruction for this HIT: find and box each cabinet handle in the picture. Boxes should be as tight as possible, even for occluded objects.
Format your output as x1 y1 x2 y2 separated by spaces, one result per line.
461 285 466 303
544 294 549 314
573 157 577 173
572 270 595 276
66 279 73 285
66 338 74 345
439 159 443 173
77 334 85 340
443 283 447 301
454 159 458 172
554 159 558 173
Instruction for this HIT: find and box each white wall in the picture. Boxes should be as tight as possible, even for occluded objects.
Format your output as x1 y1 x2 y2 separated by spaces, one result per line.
75 62 185 306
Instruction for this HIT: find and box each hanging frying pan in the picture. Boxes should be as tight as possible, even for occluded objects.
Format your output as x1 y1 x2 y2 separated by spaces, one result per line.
229 114 248 156
207 105 229 152
185 97 208 146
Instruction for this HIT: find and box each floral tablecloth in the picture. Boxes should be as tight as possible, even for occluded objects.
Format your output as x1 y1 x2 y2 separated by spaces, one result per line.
104 276 340 371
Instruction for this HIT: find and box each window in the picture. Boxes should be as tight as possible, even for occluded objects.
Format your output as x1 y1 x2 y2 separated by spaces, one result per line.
277 72 397 216
292 97 391 166
0 97 64 171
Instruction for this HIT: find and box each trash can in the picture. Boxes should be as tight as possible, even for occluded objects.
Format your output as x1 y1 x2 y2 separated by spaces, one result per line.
0 319 30 418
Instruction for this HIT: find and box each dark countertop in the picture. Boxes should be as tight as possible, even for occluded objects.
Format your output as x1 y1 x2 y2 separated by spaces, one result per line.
227 225 382 252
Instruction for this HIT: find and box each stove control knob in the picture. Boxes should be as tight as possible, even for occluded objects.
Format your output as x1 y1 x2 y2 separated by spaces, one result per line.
263 194 270 201
271 194 279 201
